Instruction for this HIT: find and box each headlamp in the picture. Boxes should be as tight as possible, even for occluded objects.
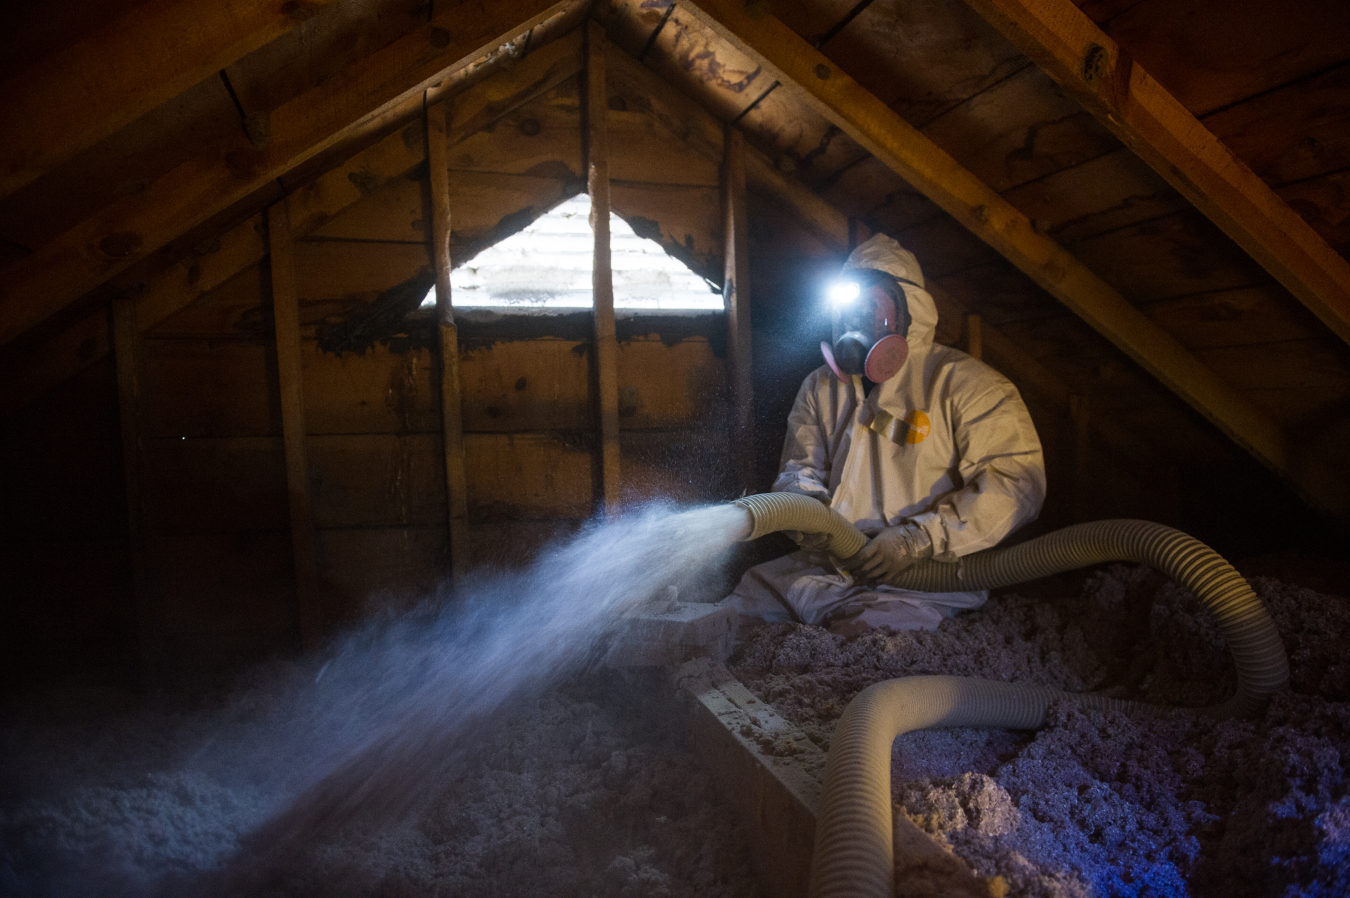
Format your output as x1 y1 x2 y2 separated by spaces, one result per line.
829 280 861 306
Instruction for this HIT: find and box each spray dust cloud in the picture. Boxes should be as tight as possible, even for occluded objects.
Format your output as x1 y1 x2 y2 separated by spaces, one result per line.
1 503 753 896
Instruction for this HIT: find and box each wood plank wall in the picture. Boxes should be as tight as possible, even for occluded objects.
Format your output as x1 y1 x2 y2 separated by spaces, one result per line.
0 70 734 680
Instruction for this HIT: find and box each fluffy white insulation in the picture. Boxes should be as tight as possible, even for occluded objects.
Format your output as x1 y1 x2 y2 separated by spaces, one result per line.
2 505 1347 898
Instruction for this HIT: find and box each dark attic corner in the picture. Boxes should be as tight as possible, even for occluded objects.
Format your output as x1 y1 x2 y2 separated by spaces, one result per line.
2 0 1350 895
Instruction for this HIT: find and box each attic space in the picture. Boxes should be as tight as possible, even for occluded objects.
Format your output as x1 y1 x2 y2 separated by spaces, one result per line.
2 0 1349 895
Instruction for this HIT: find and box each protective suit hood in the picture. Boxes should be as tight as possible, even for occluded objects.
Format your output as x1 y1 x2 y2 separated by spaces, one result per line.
842 234 938 351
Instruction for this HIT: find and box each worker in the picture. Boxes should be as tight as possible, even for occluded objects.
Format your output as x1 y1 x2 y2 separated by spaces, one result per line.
726 234 1046 634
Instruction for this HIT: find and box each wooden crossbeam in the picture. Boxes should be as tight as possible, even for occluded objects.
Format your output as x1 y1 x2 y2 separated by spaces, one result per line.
0 0 340 200
426 98 472 583
0 29 586 419
678 0 1338 516
0 0 569 350
722 126 755 493
267 201 323 651
958 0 1350 349
587 21 622 517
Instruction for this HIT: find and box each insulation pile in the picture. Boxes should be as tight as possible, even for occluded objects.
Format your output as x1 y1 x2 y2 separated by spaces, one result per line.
0 669 756 897
730 561 1350 897
1 503 758 897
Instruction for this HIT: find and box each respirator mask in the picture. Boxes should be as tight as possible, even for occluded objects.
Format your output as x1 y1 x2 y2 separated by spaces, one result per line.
820 269 913 384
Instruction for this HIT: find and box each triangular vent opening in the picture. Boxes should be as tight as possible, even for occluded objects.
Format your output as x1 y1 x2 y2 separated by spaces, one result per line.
422 194 721 312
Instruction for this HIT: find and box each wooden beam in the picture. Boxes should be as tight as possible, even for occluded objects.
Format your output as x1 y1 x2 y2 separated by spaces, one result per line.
958 0 1350 349
965 313 983 361
426 97 471 583
0 31 588 419
722 126 755 493
0 0 339 201
587 21 621 517
267 202 322 651
111 294 164 683
677 0 1327 516
679 660 821 898
677 660 989 898
0 0 569 349
979 321 1071 415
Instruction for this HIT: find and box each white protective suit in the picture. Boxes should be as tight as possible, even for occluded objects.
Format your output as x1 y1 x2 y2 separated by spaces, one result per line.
727 235 1046 632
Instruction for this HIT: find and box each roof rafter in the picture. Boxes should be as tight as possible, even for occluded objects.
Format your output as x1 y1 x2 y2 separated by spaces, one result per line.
957 0 1350 348
0 27 586 418
0 0 341 201
0 0 570 350
679 0 1345 520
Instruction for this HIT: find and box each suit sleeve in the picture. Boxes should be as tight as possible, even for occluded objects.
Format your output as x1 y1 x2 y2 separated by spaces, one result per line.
771 373 834 501
908 371 1046 561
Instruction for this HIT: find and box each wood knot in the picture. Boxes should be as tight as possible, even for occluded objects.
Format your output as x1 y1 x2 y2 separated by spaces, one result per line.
814 63 831 80
99 232 142 259
243 111 271 151
347 168 380 195
401 119 425 151
429 27 451 48
518 117 541 137
1083 43 1108 87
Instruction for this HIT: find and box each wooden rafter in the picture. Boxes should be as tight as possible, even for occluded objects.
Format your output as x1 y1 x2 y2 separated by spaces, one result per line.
0 0 340 201
0 0 569 350
0 28 586 419
958 0 1350 349
678 0 1348 519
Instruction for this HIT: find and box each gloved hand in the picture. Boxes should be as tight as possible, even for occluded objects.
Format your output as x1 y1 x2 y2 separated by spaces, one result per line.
839 523 932 585
784 529 832 553
777 485 833 553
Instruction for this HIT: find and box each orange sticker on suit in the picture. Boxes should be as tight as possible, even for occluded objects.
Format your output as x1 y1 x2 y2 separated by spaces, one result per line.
904 410 930 444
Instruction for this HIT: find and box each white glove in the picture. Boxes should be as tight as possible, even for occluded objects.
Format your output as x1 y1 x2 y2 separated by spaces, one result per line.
840 523 932 585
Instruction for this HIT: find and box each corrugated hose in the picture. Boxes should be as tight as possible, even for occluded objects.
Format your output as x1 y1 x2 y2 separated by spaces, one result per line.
731 492 1289 898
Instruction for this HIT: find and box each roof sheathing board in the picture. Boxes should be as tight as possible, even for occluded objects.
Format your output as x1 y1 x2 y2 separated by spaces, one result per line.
777 0 1028 127
1083 0 1350 116
221 0 431 117
0 75 242 251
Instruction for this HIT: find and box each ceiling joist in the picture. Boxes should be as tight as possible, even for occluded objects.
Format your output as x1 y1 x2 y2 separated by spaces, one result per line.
0 0 570 350
678 0 1346 520
0 0 342 201
958 0 1350 349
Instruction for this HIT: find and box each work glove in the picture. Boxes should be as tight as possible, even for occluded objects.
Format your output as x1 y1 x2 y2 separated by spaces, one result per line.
839 523 932 586
784 529 832 553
